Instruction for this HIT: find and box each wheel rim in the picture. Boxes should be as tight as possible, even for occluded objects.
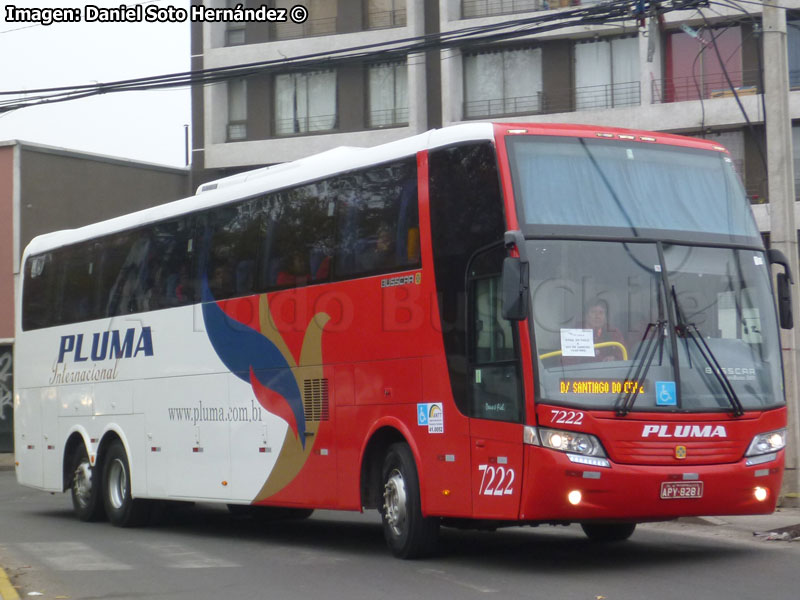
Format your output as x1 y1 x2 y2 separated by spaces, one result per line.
383 468 408 537
108 458 127 510
73 461 93 509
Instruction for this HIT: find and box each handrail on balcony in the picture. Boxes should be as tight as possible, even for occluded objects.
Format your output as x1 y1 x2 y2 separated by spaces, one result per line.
367 8 407 29
463 81 640 119
275 16 337 40
461 0 547 19
652 69 763 104
275 113 337 135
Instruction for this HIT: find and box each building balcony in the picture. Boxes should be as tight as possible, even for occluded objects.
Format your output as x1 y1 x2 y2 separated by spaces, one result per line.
460 0 603 19
652 69 762 104
275 16 338 40
367 8 407 29
463 81 641 119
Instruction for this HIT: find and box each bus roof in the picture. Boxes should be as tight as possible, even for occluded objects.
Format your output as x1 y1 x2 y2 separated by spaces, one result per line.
22 122 726 259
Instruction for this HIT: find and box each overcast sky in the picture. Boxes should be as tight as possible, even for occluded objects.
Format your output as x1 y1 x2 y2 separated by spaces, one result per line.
0 0 191 167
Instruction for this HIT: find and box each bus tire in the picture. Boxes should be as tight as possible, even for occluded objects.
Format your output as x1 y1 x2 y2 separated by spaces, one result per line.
102 440 151 527
379 443 439 559
70 446 105 522
580 522 636 542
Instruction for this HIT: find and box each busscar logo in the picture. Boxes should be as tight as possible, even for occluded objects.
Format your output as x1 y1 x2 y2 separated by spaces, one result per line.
642 424 727 438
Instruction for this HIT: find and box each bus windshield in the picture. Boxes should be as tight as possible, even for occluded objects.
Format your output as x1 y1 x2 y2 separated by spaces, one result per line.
507 136 760 243
528 241 784 412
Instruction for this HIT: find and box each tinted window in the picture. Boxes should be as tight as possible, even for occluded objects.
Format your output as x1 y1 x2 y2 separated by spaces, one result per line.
429 142 506 416
334 159 419 278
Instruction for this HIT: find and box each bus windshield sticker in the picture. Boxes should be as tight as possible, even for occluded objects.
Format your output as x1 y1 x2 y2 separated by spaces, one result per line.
417 402 444 434
560 329 595 357
655 381 677 406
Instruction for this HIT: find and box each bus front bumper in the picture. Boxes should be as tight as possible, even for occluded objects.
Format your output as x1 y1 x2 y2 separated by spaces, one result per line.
519 446 785 523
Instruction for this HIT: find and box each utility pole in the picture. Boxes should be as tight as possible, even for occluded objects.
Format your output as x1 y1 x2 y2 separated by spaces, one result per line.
763 0 800 506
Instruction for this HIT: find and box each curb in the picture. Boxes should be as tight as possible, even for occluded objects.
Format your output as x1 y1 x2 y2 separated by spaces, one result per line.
0 567 20 600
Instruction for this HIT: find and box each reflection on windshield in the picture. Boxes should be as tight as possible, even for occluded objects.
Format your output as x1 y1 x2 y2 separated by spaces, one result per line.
508 137 760 243
530 241 784 412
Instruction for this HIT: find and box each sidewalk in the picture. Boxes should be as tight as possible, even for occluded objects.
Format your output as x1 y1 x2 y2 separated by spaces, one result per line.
683 507 800 540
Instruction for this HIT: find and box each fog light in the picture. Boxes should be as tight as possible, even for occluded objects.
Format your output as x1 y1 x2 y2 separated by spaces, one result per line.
754 487 768 502
568 490 582 505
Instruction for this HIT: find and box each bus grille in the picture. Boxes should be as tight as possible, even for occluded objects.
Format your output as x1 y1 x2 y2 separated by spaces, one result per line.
303 379 330 422
611 440 743 465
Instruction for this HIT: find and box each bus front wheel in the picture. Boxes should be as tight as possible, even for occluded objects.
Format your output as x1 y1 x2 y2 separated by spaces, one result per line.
70 446 105 522
102 440 151 527
580 522 636 542
379 443 439 559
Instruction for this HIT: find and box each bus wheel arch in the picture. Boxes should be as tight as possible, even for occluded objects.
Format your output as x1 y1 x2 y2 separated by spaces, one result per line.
64 432 105 522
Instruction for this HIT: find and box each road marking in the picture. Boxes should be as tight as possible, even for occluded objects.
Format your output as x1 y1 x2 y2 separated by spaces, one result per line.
142 543 238 569
17 543 132 571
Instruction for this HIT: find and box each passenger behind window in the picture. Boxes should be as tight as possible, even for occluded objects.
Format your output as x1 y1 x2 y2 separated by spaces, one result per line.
209 264 235 299
277 250 311 286
358 225 395 272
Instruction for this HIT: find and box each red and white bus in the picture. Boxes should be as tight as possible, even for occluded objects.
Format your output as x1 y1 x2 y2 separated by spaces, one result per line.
14 122 791 558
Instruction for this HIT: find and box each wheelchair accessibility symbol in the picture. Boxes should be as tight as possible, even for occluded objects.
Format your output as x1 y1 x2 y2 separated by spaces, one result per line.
656 381 677 406
417 404 429 425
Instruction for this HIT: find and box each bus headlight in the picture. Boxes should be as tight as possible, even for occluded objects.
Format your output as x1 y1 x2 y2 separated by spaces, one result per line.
525 426 607 458
745 429 786 458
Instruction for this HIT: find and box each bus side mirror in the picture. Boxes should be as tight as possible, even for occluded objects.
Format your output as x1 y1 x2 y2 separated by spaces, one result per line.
777 272 793 329
502 257 529 321
768 248 794 329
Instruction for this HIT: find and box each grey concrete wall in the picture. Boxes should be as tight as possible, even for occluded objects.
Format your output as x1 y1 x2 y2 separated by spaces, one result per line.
19 145 189 253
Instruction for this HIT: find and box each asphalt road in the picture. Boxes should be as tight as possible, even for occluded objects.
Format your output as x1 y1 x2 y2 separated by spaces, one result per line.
1 469 799 600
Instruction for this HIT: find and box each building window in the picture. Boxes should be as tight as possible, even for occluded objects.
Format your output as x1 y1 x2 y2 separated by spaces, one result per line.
463 47 542 118
227 78 247 141
660 27 744 103
275 0 337 39
788 19 800 89
225 0 245 45
275 70 337 135
574 36 640 110
368 61 408 128
367 0 406 29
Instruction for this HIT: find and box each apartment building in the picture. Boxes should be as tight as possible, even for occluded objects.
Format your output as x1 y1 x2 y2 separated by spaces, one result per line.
190 0 800 218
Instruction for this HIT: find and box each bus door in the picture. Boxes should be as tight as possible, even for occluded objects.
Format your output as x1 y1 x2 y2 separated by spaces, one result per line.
467 248 524 519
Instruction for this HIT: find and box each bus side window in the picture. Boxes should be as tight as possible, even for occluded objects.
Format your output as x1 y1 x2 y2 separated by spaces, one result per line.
22 253 57 330
60 243 98 324
333 159 418 279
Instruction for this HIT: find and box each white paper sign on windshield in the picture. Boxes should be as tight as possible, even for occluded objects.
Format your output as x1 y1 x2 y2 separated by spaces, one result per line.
560 329 595 357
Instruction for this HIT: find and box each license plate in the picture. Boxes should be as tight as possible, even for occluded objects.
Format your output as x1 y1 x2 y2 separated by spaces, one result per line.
660 481 704 499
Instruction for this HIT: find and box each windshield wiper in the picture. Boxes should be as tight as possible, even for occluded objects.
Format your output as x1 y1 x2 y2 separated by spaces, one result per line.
615 320 667 416
671 286 745 417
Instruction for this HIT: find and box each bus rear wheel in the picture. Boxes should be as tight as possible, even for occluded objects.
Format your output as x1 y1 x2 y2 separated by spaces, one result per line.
580 522 636 542
379 443 439 559
70 447 105 522
102 440 151 527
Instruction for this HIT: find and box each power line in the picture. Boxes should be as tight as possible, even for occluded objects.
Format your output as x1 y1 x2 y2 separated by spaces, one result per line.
0 0 707 113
